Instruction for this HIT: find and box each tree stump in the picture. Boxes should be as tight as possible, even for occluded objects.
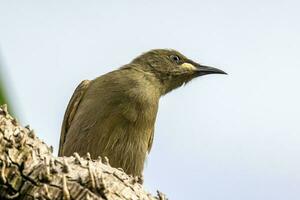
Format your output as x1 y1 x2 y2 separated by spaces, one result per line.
0 105 167 200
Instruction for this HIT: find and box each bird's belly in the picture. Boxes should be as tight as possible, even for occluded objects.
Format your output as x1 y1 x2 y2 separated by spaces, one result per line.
86 124 152 177
105 136 148 176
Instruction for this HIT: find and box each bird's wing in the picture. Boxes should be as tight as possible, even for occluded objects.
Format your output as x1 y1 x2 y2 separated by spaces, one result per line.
147 129 154 153
58 80 91 156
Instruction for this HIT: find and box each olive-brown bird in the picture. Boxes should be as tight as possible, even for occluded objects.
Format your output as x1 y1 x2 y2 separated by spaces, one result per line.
58 49 226 177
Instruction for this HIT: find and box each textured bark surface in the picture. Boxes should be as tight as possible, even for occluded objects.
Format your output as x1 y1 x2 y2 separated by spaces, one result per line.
0 105 167 200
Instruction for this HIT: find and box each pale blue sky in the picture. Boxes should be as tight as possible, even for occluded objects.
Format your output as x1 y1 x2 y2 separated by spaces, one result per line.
1 1 300 199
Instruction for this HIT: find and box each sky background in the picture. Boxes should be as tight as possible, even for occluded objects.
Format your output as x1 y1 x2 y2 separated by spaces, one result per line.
1 0 300 199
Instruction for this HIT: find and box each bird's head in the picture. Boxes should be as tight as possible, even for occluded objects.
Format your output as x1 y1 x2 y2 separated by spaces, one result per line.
130 49 227 94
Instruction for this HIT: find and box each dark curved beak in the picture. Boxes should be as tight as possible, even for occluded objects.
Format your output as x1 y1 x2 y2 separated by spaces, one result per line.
195 64 227 75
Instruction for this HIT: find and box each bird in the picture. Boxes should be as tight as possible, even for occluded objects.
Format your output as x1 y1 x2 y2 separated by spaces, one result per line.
58 49 226 178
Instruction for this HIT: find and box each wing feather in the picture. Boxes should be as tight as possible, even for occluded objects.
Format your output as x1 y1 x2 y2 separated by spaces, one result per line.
147 129 154 153
58 80 91 156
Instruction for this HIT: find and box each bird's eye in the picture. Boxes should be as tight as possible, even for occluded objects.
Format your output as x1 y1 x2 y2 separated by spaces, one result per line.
170 55 180 63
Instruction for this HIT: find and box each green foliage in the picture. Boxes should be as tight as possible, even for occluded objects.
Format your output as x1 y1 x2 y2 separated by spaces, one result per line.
0 59 10 108
0 74 14 116
0 83 7 105
0 67 8 105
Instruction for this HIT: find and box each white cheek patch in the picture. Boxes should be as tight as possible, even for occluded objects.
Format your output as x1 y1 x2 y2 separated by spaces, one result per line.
180 63 197 70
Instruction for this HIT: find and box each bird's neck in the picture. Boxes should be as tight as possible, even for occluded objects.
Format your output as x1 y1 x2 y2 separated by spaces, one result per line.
121 64 166 96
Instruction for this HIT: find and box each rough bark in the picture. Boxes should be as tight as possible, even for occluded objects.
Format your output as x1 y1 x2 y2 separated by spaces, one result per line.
0 105 167 200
